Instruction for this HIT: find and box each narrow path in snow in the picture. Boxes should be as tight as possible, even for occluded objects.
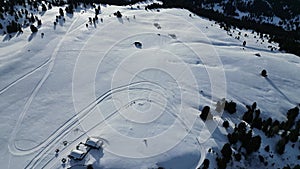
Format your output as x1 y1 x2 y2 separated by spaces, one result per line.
8 14 81 157
25 81 170 169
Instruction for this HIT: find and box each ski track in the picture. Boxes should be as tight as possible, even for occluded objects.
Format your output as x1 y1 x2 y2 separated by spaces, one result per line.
8 15 81 159
25 81 169 169
7 11 206 169
41 89 190 169
0 14 84 96
0 58 50 95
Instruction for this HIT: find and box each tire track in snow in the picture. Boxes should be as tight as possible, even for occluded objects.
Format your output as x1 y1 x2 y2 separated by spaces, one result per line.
8 15 81 157
25 81 167 169
0 58 50 95
0 15 85 96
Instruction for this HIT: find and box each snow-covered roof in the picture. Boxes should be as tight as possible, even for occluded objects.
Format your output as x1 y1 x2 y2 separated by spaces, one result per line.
85 137 103 149
69 149 85 159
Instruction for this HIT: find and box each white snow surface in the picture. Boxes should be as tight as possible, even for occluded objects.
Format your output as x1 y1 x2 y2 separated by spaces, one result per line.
0 3 299 169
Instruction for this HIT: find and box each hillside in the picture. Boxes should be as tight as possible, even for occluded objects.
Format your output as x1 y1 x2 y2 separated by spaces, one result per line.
0 2 299 169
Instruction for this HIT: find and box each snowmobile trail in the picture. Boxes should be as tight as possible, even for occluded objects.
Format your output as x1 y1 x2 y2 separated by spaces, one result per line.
0 57 50 95
25 81 169 169
0 14 86 96
8 15 81 156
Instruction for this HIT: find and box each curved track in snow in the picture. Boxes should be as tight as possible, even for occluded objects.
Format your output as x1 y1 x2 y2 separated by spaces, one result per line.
8 15 82 154
24 81 173 169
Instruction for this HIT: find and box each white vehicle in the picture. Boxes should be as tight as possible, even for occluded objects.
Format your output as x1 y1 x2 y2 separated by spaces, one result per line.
68 149 86 160
85 137 103 149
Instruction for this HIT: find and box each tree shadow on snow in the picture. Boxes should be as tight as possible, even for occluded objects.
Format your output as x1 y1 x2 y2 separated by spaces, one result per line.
117 17 124 24
89 148 104 161
28 32 37 42
2 32 17 42
40 11 46 16
265 77 292 103
66 13 74 19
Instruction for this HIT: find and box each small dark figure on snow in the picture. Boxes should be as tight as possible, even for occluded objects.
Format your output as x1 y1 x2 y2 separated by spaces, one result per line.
134 41 142 49
114 11 122 18
261 69 267 77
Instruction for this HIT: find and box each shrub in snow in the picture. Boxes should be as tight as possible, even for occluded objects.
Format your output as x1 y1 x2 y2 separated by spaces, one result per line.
264 145 270 152
294 165 300 169
237 122 247 134
243 41 246 46
48 3 52 9
243 110 253 124
262 118 272 133
289 129 299 142
6 21 18 33
87 164 94 169
268 125 279 137
276 138 286 155
59 8 64 16
255 108 261 118
240 130 252 149
37 19 42 26
221 143 232 162
233 153 241 161
202 159 210 169
246 135 261 154
134 41 142 48
285 107 299 130
216 157 227 169
227 132 238 144
61 158 66 163
261 69 267 77
30 25 38 33
224 101 236 114
223 120 230 129
114 11 122 18
200 106 210 121
42 4 47 11
252 117 262 130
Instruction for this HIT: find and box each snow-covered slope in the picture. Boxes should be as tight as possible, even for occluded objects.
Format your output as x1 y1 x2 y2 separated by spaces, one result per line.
0 3 299 169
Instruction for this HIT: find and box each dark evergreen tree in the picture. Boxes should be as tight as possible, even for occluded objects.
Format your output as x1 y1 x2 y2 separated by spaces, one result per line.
202 159 210 169
246 135 261 153
59 8 64 16
276 138 286 155
264 145 270 152
42 4 47 11
114 11 122 18
285 107 299 130
261 69 267 77
200 106 210 121
216 157 227 169
221 143 232 162
233 153 241 161
289 129 299 142
223 120 230 129
224 101 236 114
227 132 239 145
30 25 38 33
87 164 93 169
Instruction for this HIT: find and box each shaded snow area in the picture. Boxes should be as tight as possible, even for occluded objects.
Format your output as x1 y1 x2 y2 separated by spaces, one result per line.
0 3 299 169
